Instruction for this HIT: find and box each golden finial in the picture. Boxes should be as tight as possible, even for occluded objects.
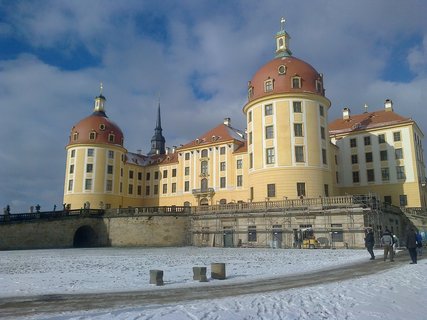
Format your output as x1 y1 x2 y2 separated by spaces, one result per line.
100 82 104 95
280 17 286 31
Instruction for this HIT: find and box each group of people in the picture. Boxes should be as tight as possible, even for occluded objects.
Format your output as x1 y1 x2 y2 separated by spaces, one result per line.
365 227 423 264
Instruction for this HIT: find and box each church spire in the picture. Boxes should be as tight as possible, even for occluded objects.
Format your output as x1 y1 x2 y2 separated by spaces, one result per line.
275 17 292 58
148 101 166 155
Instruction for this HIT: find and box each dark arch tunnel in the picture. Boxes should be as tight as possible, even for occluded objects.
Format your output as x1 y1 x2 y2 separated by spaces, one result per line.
73 225 99 248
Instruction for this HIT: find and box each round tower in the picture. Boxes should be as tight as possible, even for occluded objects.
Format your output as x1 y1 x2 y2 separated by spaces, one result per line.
63 86 127 210
243 19 333 201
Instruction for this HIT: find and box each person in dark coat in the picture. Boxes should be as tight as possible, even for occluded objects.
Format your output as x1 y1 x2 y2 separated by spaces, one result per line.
364 228 375 260
406 228 418 264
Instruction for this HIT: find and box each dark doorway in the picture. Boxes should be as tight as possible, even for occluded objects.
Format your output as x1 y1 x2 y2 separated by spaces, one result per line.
73 225 98 247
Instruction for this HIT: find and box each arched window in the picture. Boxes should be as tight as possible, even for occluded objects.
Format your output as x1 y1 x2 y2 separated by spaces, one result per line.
200 198 209 206
201 160 208 174
201 149 208 158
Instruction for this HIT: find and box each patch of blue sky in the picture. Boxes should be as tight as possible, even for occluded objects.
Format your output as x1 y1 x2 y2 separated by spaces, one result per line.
380 35 421 83
134 12 170 45
189 71 216 101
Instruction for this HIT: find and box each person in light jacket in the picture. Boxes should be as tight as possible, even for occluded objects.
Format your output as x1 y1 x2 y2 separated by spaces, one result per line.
406 228 418 264
381 229 394 262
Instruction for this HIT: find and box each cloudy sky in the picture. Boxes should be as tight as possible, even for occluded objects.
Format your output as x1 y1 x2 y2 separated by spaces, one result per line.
1 0 427 212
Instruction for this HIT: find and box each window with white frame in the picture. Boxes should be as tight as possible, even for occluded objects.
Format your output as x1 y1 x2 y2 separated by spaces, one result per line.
266 148 275 164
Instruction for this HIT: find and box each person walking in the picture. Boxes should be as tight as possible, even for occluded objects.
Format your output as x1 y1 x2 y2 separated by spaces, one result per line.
381 229 394 262
406 228 418 264
364 228 375 260
416 231 423 256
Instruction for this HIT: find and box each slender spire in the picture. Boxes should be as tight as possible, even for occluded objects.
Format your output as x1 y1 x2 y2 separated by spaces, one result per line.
148 100 166 155
275 17 292 58
93 82 106 113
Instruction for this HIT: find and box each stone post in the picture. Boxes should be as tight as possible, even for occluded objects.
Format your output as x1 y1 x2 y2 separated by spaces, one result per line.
193 266 208 282
211 263 226 280
149 269 164 286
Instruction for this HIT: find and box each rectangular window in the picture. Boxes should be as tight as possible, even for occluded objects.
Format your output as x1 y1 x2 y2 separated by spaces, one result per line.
138 172 142 180
378 134 386 144
137 185 142 195
381 168 390 181
395 148 403 160
128 184 133 194
85 179 92 190
322 149 327 165
185 152 190 160
220 162 226 171
365 152 373 163
384 196 392 204
364 136 371 146
266 148 275 164
68 179 73 191
296 182 306 197
106 180 112 192
172 183 176 193
248 226 257 242
184 181 190 192
265 104 273 116
295 146 304 162
320 126 326 139
129 170 134 179
248 111 252 122
108 150 114 159
163 183 167 194
293 101 302 113
120 182 122 193
380 150 388 161
154 171 159 179
236 159 242 169
237 175 243 187
265 125 274 139
220 146 226 155
87 148 94 157
69 164 74 174
86 163 93 173
172 168 177 177
249 153 253 169
185 167 190 176
264 80 273 92
292 77 301 88
267 183 276 197
220 177 226 188
146 172 150 180
367 169 375 182
396 166 406 179
324 184 329 197
294 123 303 137
71 150 75 158
145 186 150 196
154 185 158 195
351 154 358 164
350 138 357 148
352 171 360 183
393 132 401 142
163 170 168 178
399 195 408 206
249 132 253 145
319 105 324 116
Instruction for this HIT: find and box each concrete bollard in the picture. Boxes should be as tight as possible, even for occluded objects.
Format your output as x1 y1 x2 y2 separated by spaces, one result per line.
149 269 164 286
211 263 226 280
193 266 208 282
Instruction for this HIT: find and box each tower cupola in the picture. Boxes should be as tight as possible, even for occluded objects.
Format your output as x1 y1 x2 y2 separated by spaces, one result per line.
94 83 106 114
275 17 292 58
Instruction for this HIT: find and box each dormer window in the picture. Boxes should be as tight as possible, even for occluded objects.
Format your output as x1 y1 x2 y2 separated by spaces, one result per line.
316 80 323 93
73 132 79 141
89 131 96 140
264 79 274 92
292 76 301 89
108 133 115 143
248 86 253 99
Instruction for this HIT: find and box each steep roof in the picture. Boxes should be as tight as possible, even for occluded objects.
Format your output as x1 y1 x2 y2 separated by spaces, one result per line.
329 110 412 135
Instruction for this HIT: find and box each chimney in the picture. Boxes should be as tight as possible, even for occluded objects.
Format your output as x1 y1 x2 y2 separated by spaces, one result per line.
343 107 351 120
165 147 170 154
224 117 231 126
384 99 393 112
172 146 177 153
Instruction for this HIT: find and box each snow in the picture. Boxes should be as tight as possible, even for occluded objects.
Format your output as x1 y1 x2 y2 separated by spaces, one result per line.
0 247 426 319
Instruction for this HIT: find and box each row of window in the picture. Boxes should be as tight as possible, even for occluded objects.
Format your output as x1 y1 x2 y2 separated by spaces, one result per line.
72 132 118 143
249 146 327 166
349 132 401 148
70 149 115 159
184 146 227 160
352 166 406 183
263 182 330 198
350 148 404 164
248 103 325 123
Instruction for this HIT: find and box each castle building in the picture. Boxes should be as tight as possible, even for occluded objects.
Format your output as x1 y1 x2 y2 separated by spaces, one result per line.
63 21 426 218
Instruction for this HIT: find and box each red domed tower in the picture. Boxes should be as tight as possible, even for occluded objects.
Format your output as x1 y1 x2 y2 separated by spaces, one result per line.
63 86 127 210
242 19 335 201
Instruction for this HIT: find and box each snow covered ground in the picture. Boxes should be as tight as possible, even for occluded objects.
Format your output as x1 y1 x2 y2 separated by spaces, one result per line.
0 247 426 319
